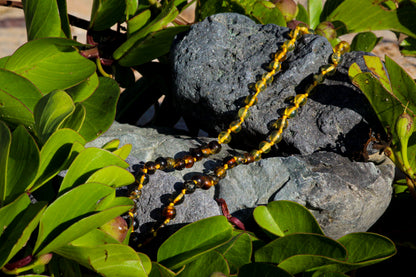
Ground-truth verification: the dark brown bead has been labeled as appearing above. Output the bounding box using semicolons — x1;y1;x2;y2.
201;146;211;157
208;140;222;154
209;174;220;186
184;180;197;194
155;157;167;170
244;154;255;164
190;147;204;161
170;192;185;205
192;174;214;190
144;161;156;174
223;156;237;169
183;155;195;168
174;158;186;170
165;157;176;170
162;205;176;220
214;166;227;179
136;173;149;185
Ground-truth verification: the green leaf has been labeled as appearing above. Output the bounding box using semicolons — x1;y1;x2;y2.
118;26;189;66
85;165;135;188
6;126;39;202
400;36;416;56
69;228;120;247
57;0;71;38
0;69;43;127
34;90;75;144
127;9;152;36
59;147;128;194
0;56;9;68
22;0;62;40
29;128;86;192
90;0;127;31
59;103;86;132
113;144;132;160
126;0;139;19
250;1;286;26
296;4;309;24
66;72;99;103
0;193;31;236
308;0;323;29
149;262;176;277
195;0;223;21
238;263;294;277
0;121;12;203
157;216;233;270
325;0;416;38
253;200;324;237
216;231;252;275
0;202;46;268
177;251;230;277
4;38;96;94
113;1;179;60
101;139;120;151
56;244;148;277
350;32;382;52
255;233;347;265
78;77;119;141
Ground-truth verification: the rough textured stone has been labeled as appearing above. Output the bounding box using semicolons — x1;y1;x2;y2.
87;122;394;239
171;13;382;156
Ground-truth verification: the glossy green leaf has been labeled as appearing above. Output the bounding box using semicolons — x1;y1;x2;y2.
255;233;347;265
138;252;152;275
59;103;86;132
0;121;12;203
0;56;9;68
57;243;148;276
85;165;135;188
250;1;286;26
0;202;46;268
34;90;75;144
90;0;127;31
22;0;62;40
296;4;309;24
127;9;152;36
308;0;323;29
113;1;179;60
400;36;416;56
0;69;43;127
278;255;347;274
177;251;230;277
312;272;349;277
253;200;324;237
5;126;39;202
350;32;382;52
149;262;176;277
238;263;294;277
118;26;189;66
66;73;99;103
0;193;31;236
101;139;120;151
347;62;362;80
78;77;119;141
126;0;139;19
29;128;86;192
57;0;71;38
157;216;233;270
325;0;416;37
59;147;128;194
69;228;120;247
113;144;132;160
4;38;96;94
216;231;252;274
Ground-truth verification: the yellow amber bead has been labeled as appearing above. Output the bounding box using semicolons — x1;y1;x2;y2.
259;141;273;154
229;120;242;133
245;94;258;106
250;150;262;161
283;40;295;51
271;117;288;130
305;83;316;95
269;60;281;71
238;107;250;120
313;73;325;84
275;50;287;62
284;106;298;118
262;72;274;84
255;80;267;92
267;130;283;144
218;131;231;144
334;41;350;54
294;94;308;106
331;52;342;65
320;64;336;76
289;28;299;39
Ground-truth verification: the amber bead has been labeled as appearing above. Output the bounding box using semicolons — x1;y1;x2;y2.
201;146;211;156
305;83;316;95
320;64;336;76
223;156;237;169
289;28;299;39
244;154;255;164
183;155;195;168
214;166;227;179
294;94;308;107
136;172;149;186
275;50;287;62
255;80;267;92
267;130;283;144
174;158;186;170
144;161;156;174
259;141;272;154
162;205;176;220
190;147;203;161
331;52;342;65
170;192;185;205
269;60;281;71
235;154;246;165
192;174;214;190
184;180;197;194
209;174;220;185
238;107;250;120
284;106;298;118
245;94;258;106
250;150;262;161
313;73;325;84
334;41;350;54
208;140;222;154
229;120;242;133
165;157;176;170
155;157;167;170
262;72;274;84
218;131;232;144
271;117;288;130
283;39;295;51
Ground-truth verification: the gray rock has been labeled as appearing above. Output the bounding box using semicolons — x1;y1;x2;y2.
87;122;394;239
171;13;381;155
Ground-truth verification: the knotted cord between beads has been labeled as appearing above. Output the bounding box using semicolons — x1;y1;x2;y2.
128;24;312;222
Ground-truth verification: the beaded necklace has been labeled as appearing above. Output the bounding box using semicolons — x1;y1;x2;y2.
128;24;350;246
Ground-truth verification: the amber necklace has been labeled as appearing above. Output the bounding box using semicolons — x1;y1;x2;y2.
128;24;350;246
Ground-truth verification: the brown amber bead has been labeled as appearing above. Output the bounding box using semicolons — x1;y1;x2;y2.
183;155;195;168
170;192;185;205
165;157;176;170
244;153;255;164
136;173;149;186
144;161;156;174
223;156;237;169
192;174;214;190
190;147;203;161
201;146;211;156
214;166;227;179
184;180;197;194
209;174;220;185
155;157;167;170
162;205;176;220
174;158;186;170
208;140;222;154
